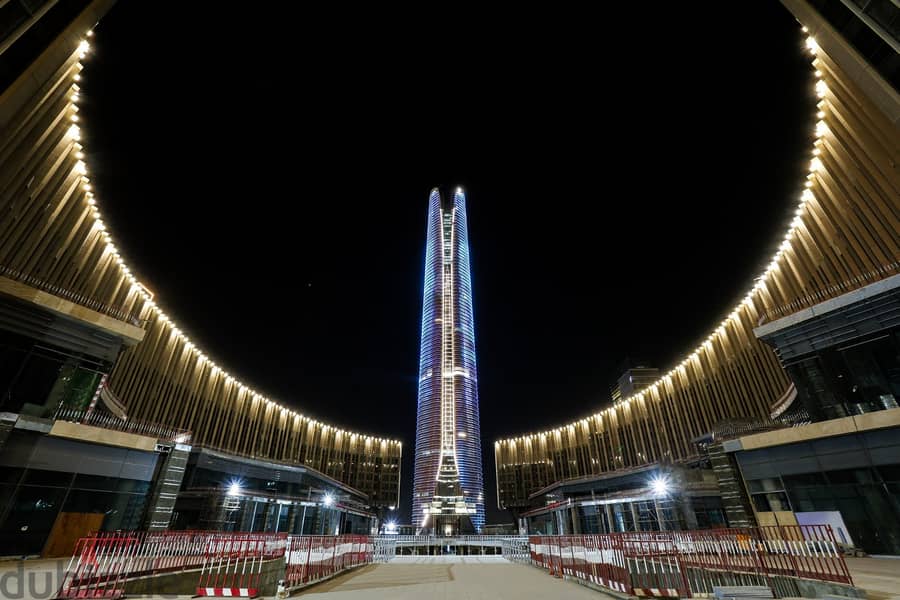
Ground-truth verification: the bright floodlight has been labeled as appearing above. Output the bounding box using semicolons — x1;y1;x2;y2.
227;480;242;496
650;475;670;496
323;493;334;507
386;520;397;532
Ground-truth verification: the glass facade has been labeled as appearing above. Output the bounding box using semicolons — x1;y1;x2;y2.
737;428;900;554
0;466;151;557
0;329;107;418
413;188;485;532
522;466;728;535
173;451;374;535
173;493;370;536
525;496;726;535
786;329;900;420
0;430;158;557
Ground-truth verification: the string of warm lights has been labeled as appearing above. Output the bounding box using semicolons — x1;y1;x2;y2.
498;30;830;447
68;32;399;448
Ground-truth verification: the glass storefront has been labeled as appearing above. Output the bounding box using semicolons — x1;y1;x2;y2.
0;466;151;557
172;451;374;535
530;495;727;535
787;330;900;421
738;428;900;555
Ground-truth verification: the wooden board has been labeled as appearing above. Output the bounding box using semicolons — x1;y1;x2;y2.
43;512;105;558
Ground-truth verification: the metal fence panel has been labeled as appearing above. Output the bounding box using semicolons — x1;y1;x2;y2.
526;525;852;598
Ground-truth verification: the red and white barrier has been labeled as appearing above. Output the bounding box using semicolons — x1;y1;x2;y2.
282;534;372;589
528;524;852;598
56;532;141;599
196;533;287;598
56;531;375;600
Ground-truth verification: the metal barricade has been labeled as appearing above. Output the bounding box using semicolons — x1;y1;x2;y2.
500;537;530;563
56;532;140;599
591;533;631;593
621;533;685;597
56;531;376;600
282;535;374;591
374;535;397;562
196;533;287;598
128;530;217;576
526;525;852;598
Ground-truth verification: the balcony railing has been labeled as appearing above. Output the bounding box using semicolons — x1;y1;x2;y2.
54;406;191;443
760;260;899;324
0;263;145;326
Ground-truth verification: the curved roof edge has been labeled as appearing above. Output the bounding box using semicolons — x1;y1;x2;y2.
71;32;401;448
495;32;852;447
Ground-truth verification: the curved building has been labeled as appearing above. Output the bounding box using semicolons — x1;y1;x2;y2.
414;188;485;534
496;0;899;515
0;0;401;514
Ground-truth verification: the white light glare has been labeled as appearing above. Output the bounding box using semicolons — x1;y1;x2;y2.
227;480;242;496
323;493;334;507
805;37;819;54
650;474;670;496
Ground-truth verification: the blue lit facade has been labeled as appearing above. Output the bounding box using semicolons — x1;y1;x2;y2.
413;188;484;533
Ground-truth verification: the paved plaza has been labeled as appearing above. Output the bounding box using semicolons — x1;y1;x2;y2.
297;556;603;599
844;557;900;600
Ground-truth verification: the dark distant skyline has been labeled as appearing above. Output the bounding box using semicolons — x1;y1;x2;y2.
79;3;814;523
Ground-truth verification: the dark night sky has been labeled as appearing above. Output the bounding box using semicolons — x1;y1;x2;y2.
79;3;814;524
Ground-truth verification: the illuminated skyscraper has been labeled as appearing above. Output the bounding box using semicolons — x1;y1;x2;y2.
413;187;484;534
